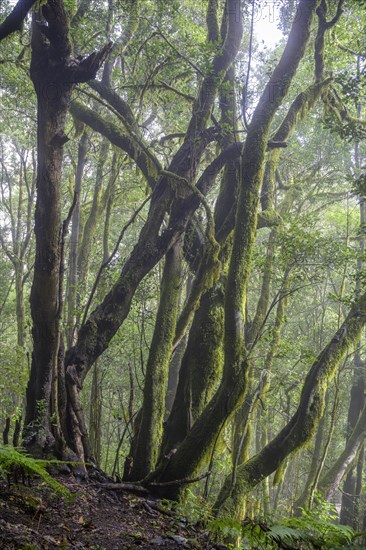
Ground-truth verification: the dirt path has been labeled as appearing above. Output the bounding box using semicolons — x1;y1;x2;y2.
0;476;223;549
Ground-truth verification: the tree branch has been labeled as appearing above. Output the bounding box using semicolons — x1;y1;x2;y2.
0;0;37;41
70;101;161;189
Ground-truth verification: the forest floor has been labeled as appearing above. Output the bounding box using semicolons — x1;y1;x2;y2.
0;473;225;549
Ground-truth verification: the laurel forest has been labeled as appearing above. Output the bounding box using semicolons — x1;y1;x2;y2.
1;0;366;547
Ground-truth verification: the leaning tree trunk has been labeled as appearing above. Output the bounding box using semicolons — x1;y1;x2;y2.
318;404;366;501
214;290;366;516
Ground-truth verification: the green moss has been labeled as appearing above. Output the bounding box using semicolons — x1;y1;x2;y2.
0;446;72;500
273;459;287;487
191;285;225;418
129;243;183;480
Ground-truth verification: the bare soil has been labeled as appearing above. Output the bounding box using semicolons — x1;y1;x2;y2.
0;474;224;549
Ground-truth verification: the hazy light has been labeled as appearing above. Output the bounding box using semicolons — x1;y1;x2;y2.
254;1;284;49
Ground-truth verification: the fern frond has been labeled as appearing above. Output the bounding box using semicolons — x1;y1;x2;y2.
0;446;72;500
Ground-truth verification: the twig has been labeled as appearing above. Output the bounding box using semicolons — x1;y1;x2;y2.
111;411;138;478
157;29;204;77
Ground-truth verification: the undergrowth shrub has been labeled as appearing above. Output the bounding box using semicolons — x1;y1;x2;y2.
209;497;361;549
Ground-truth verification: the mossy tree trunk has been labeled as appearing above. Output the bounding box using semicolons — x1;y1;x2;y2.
24;6;74;454
160;283;225;457
23;0;110;457
126;240;183;481
145;0;319;497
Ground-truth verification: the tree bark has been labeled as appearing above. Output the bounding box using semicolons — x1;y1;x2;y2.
25;8;73;453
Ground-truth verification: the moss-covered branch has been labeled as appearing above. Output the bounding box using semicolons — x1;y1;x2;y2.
69;101;161;189
186;0;243;136
0;0;37;41
88;80;138;130
215;290;366;515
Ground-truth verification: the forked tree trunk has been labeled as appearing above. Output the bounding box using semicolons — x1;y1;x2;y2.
24;12;73;454
147;0;318;498
23;0;110;458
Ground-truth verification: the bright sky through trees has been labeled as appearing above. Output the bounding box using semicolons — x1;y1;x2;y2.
254;1;284;48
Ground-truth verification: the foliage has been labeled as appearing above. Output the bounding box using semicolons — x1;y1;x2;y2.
164;488;213;526
0;446;72;500
209;499;359;549
0;344;28;423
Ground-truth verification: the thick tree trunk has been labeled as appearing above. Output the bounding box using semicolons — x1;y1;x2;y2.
23;0;110;457
24;16;72;451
